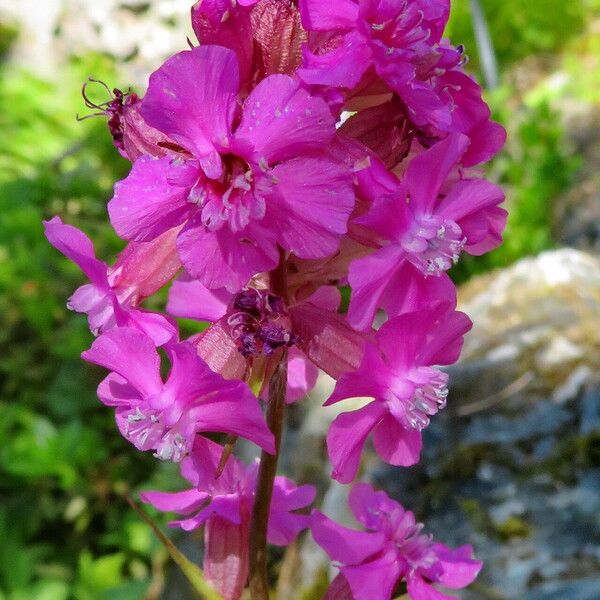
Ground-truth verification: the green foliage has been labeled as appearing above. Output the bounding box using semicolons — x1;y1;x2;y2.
0;56;181;598
447;0;590;75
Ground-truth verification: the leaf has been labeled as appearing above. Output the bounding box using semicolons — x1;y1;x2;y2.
125;496;224;600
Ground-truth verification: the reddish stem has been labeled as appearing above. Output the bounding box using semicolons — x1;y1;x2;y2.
249;250;289;600
248;350;287;600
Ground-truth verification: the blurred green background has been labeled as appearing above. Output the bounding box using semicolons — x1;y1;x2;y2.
1;1;599;599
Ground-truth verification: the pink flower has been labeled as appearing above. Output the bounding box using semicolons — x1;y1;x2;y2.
141;435;315;538
44;217;179;345
298;0;451;105
348;134;506;330
298;1;505;166
325;304;471;483
81;327;275;461
108;45;354;292
142;436;315;600
312;483;482;600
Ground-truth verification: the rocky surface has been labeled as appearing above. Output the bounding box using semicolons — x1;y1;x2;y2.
554;106;600;253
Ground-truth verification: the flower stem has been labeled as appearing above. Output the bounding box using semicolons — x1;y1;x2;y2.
248;349;287;600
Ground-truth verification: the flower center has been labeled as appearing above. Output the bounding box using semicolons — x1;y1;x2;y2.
402;216;466;276
227;288;296;358
395;366;448;431
175;154;267;234
123;406;164;449
397;526;438;573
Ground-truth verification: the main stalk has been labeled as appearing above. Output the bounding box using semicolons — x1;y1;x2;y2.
249;251;289;600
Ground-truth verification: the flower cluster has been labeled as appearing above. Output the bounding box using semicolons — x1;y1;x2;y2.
46;1;505;599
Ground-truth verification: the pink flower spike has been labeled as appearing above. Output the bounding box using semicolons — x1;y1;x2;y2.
313;484;482;600
44;217;177;345
82;328;275;460
326;305;471;482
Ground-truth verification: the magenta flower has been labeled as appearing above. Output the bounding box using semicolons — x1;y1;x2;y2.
44;217;179;345
108;45;354;292
298;1;451;109
325;305;471;483
312;483;482;600
348;134;506;330
141;435;315;538
81;327;275;461
142;436;315;600
298;1;505;166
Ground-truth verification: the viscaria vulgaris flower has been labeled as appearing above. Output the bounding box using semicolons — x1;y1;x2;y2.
108;44;355;292
142;435;315;600
325;304;471;483
312;483;482;600
348;133;506;330
82;327;275;461
44;217;180;345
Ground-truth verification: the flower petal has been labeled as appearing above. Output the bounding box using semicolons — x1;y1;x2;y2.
407;575;456;600
286;349;319;404
418;309;472;366
97;372;141;408
373;414;423;467
140;488;209;513
167;276;231;322
436;179;506;252
140;46;240;172
404;134;469;215
82;327;163;398
124;308;178;346
326;343;390;406
311;511;386;565
185;378;276;454
341;548;402;600
44;217;108;286
266;156;354;259
299;0;359;31
236;75;336;164
430;543;482;589
299;31;371;89
379;263;457;322
347;245;407;331
327;401;386;483
109;156;193;242
177;218;279;292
